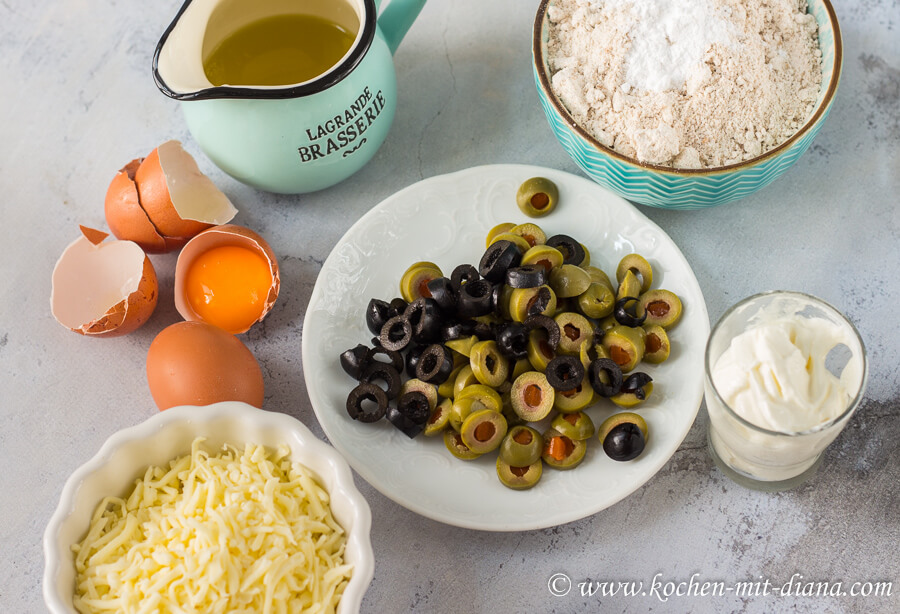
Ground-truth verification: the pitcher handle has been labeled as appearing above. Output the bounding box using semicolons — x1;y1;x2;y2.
377;0;427;55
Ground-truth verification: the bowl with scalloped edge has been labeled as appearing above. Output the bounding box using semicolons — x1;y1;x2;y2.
43;402;373;614
532;0;842;209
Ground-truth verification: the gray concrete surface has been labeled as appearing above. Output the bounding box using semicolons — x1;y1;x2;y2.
1;0;897;612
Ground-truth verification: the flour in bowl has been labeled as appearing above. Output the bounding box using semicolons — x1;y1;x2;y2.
546;0;823;168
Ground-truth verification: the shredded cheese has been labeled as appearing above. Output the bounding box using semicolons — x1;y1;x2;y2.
72;438;353;614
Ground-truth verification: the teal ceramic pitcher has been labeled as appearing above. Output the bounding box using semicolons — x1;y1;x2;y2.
153;0;426;194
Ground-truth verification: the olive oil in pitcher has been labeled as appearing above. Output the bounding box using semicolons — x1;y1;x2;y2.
203;13;357;87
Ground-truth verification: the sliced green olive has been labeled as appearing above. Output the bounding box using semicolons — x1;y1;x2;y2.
583;265;613;290
549;264;591;298
578;338;610;372
611;373;654;407
449;396;482;432
516;176;559;218
601;325;645;373
520;244;564;273
498;425;544;466
616;254;653;294
509;222;547;248
637;289;683;329
456;384;502;413
553;373;595;413
526;329;556;372
400;263;443;303
509;285;557;322
424;398;452;436
470;340;510;388
444;430;481;460
577;282;615;319
554;312;595;355
598;314;618;333
496;457;543;489
551;411;595;441
597;412;648;461
510;357;532;381
489;232;531;254
642;324;670;363
453;364;479;397
541;428;587;470
616;269;643;302
461;409;508;454
438;363;466;398
446;334;479;357
486;222;516;248
500;391;526;428
510;371;555;421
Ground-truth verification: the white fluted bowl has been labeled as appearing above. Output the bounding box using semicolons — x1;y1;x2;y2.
43;402;373;614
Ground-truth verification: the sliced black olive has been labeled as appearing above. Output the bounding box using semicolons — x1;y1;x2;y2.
473;321;495;340
505;265;548;289
491;282;505;316
457;279;495;318
425;277;458;314
360;362;402;399
365;299;394;335
388;297;408;314
546;234;585;266
545;355;585;392
523;314;560;350
387;391;431;438
479;240;522;283
379;315;412;351
405;343;428;378
441;319;477;342
365;345;404;373
346;382;388;423
416;344;454;384
451;264;479;289
532;287;555;317
622;372;653;400
603;423;645;461
614;296;647;327
404;298;443;344
588;358;623;397
495;322;529;360
339;344;369;379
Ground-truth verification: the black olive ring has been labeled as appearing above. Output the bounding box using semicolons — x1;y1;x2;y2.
346;382;389;423
588;358;624;397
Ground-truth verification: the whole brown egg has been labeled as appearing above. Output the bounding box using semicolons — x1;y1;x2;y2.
146;321;264;411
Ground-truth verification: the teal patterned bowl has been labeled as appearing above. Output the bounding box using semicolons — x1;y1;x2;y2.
532;0;842;209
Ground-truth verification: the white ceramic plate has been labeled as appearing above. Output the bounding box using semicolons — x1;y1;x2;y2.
303;165;709;531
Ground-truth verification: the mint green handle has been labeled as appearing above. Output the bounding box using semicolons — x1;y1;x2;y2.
377;0;427;55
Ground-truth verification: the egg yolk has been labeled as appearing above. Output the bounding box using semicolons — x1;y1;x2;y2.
184;245;272;334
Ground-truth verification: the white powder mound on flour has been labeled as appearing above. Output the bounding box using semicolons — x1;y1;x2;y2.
546;0;823;168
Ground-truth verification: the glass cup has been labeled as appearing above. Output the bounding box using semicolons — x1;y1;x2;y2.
704;291;867;491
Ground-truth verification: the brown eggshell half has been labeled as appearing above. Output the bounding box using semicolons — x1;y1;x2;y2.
173;224;280;334
135;140;237;240
51;226;158;337
104;158;168;254
146;321;265;411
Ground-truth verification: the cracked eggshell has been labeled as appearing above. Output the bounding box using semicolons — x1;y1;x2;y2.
173;224;280;334
104;140;238;253
104;158;169;253
51;226;158;337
